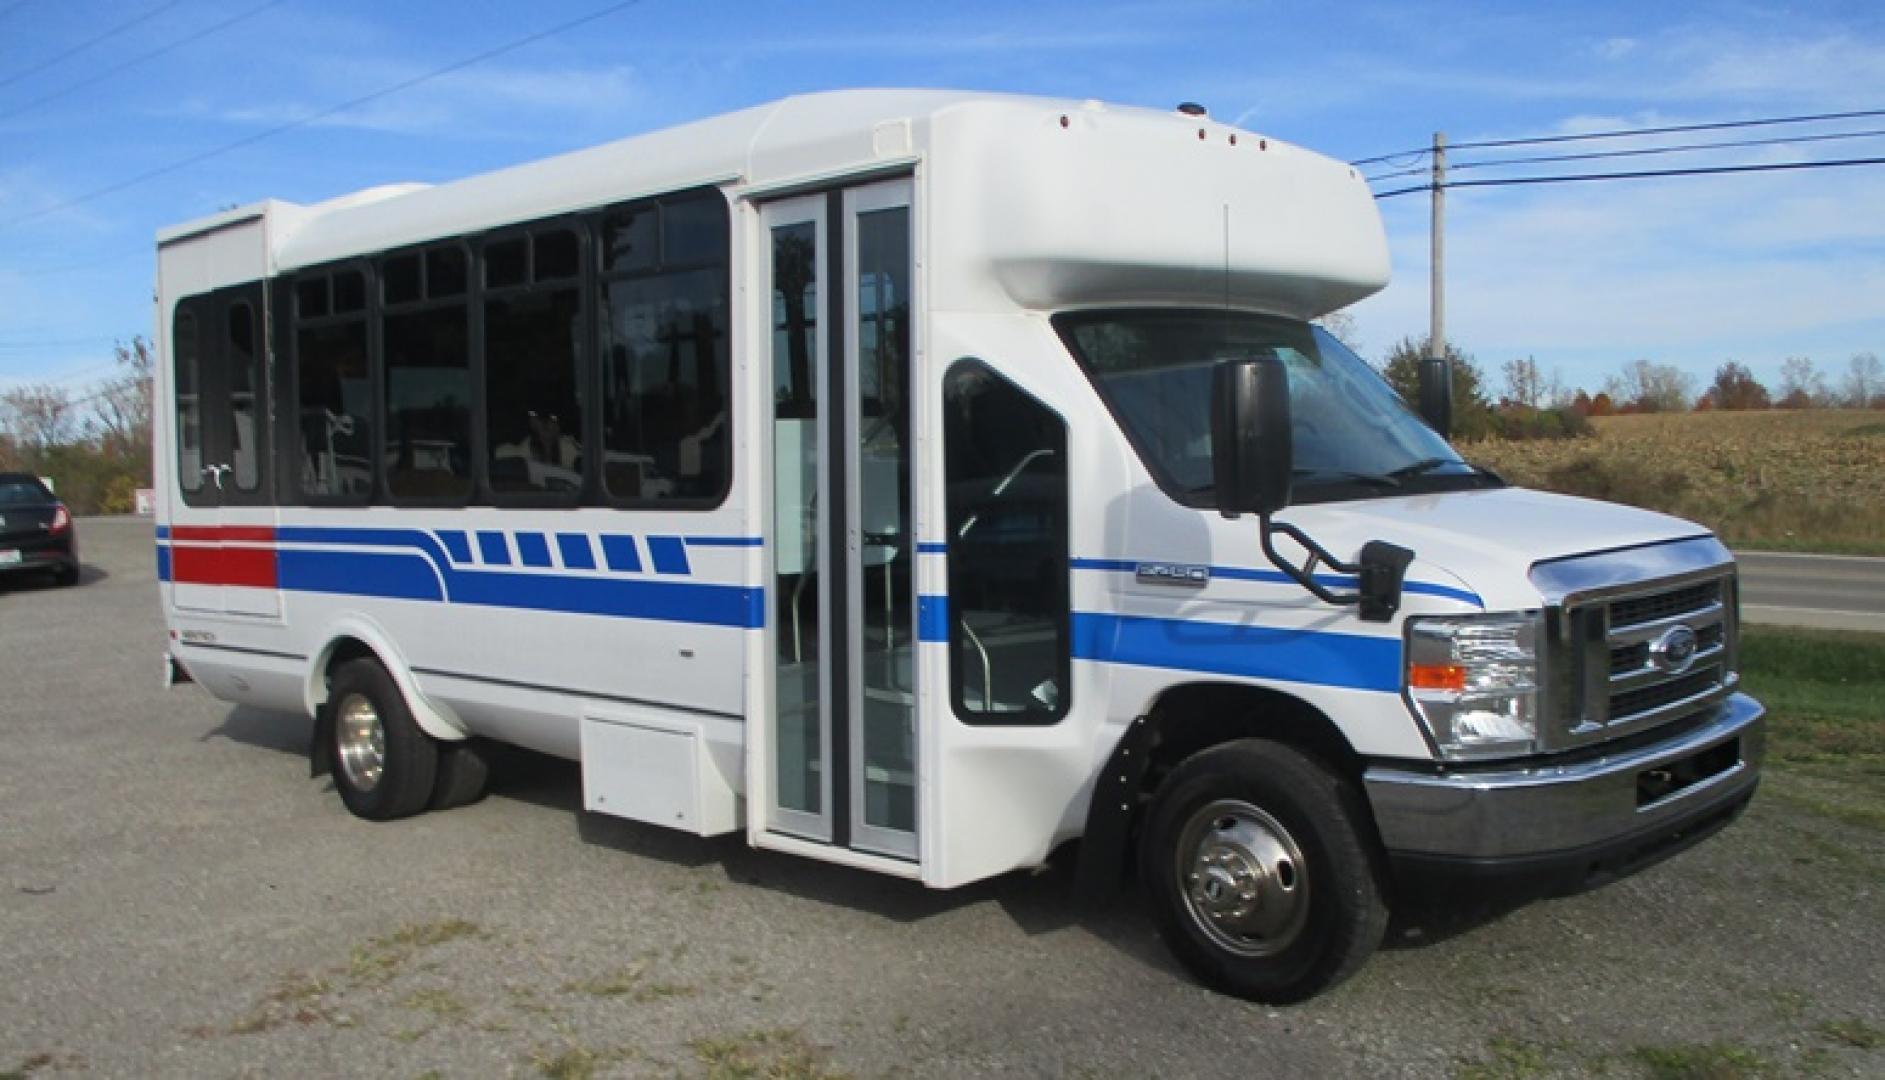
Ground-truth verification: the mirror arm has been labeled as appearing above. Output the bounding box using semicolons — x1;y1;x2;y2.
1258;514;1415;623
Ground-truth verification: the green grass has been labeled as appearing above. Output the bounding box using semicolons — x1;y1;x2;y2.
1815;1017;1885;1049
1630;1041;1774;1079
1734;621;1885;799
690;1029;850;1080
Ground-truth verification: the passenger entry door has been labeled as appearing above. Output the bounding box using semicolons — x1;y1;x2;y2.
168;281;278;617
761;180;919;860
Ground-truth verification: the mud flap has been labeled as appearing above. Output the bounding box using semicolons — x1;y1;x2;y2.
1073;714;1155;911
308;699;334;778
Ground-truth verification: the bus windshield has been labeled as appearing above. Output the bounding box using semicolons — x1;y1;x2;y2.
1055;309;1492;506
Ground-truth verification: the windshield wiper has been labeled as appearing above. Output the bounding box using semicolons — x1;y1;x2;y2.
1386;457;1503;486
1293;468;1400;489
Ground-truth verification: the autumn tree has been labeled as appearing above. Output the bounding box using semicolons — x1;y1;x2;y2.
1845;351;1882;409
1703;362;1771;411
1501;355;1546;408
1777;356;1828;409
1603;359;1694;413
0;382;79;458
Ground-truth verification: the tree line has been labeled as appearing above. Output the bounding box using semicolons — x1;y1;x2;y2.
1371;335;1882;442
0;337;153;514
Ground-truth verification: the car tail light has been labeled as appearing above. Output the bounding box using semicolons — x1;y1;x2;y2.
50;505;70;534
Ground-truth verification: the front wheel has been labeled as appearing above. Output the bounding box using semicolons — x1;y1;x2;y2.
1140;739;1388;1003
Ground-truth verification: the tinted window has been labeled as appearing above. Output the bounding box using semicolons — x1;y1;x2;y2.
295;321;372;500
664;197;725;265
602;206;656;273
383;254;422;305
295;278;327;319
0;477;54;505
332;269;366;313
486;288;583;496
599;269;728;501
534;229;579;282
227;302;261;492
175;307;202;493
427;246;467;297
485;238;527;289
944;363;1070;725
383;306;471;499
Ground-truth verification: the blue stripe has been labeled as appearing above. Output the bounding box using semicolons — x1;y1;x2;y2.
917;542;948;554
279;549;443;601
154;525;171;539
557;533;597;570
447;570;761;627
268;526;754;628
437;530;472;564
918;594;948;641
1072;612;1401;692
476;531;510;566
1069;557;1483;609
156;544;171;581
600;535;642;573
515;532;552;568
647;536;691;575
684;535;764;548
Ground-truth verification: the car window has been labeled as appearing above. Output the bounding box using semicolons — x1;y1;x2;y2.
0;478;52;505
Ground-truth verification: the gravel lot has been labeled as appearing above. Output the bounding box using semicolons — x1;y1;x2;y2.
3;518;1882;1079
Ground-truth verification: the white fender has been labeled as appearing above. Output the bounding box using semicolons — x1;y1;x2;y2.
305;615;468;742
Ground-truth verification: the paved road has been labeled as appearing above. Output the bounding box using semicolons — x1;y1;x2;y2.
1;518;1882;1078
1737;551;1885;633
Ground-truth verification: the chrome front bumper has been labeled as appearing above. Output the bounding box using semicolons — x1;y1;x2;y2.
1365;693;1764;865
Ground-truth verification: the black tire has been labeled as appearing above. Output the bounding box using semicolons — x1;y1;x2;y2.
52;563;79;586
325;658;438;821
429;739;491;811
1140;738;1388;1004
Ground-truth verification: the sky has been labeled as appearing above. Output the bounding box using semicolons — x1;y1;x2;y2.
1;0;1881;403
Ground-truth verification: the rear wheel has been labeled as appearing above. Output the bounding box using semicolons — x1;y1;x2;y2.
429;739;491;811
326;658;438;821
51;563;79;586
1140;738;1388;1003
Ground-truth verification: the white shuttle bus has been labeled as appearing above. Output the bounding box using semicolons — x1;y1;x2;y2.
156;90;1764;1002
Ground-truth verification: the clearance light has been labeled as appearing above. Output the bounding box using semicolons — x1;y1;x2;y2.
1405;613;1541;760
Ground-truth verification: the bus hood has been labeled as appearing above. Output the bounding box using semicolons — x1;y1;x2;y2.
1282;486;1713;612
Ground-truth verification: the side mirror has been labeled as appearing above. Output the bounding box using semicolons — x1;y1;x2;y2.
1418;352;1452;438
1211;357;1292;518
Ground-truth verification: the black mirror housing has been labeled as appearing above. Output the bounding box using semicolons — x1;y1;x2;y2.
1211;357;1292;518
1418;352;1452;438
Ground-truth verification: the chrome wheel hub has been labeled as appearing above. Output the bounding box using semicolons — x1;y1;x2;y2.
1177;799;1309;957
335;693;386;793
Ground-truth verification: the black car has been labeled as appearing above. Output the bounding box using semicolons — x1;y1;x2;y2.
0;473;79;586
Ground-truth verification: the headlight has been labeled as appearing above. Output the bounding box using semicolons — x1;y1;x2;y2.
1405;613;1541;760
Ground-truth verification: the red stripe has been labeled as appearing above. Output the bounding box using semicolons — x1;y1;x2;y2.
170;545;279;588
170;524;276;543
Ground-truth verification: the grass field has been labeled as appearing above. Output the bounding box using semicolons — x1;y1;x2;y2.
1741;625;1885;837
1465;410;1885;555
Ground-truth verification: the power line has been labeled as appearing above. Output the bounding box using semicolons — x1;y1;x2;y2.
0;0;288;123
1364;126;1885;183
0;0;185;91
1372;156;1885;199
1351;106;1885;166
0;0;648;233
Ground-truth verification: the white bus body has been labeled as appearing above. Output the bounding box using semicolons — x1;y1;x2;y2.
156;90;1763;1002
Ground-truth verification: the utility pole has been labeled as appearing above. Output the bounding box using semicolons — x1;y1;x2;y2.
1417;131;1453;436
1429;131;1446;361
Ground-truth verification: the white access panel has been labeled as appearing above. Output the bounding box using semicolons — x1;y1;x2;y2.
579;709;741;837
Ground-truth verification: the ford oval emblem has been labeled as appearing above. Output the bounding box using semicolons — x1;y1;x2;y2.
1649;624;1700;674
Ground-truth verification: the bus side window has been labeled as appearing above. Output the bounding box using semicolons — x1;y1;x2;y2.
943;361;1071;725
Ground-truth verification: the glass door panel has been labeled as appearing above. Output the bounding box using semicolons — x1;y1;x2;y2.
765;198;830;842
846;184;916;858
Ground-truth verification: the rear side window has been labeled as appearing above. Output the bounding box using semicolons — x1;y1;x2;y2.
0;477;53;504
175;307;203;494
